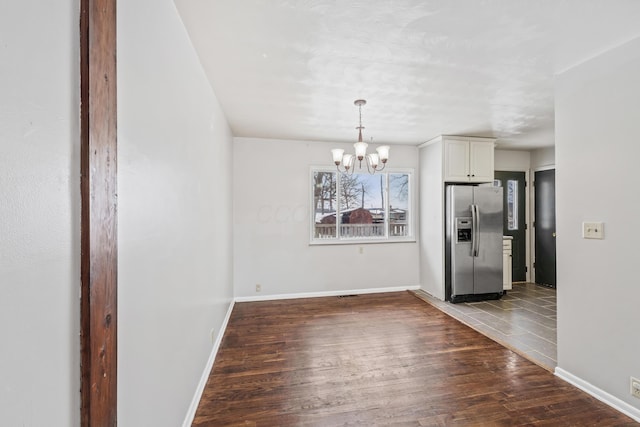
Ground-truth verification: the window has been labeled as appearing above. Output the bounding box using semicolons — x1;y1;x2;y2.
507;179;518;230
311;168;413;243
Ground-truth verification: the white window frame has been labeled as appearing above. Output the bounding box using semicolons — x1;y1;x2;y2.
309;167;416;245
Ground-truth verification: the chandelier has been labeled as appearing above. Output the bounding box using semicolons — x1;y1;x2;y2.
331;99;390;174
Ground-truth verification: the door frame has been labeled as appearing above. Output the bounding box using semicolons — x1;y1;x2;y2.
531;165;555;285
495;168;531;283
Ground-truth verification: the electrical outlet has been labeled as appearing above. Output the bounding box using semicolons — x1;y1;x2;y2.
256;284;261;292
359;246;364;255
582;221;604;239
631;377;640;399
210;328;216;344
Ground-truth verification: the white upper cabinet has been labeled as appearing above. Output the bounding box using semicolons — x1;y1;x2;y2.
441;136;495;183
443;138;470;181
468;140;494;182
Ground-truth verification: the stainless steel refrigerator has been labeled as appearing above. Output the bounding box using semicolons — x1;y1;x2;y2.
445;185;503;303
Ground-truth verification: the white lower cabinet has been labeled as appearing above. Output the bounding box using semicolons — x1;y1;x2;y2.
503;237;513;291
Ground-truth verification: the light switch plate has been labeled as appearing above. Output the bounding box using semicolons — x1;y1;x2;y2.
582;222;604;239
631;376;640;399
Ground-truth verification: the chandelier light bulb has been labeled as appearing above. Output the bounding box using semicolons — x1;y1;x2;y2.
331;148;345;165
368;153;380;168
354;141;368;160
376;145;390;163
342;154;354;170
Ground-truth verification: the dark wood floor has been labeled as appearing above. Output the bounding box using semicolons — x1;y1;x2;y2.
193;292;636;426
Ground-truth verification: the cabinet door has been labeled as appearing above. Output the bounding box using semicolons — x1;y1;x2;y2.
443;139;470;182
469;141;494;182
503;240;513;290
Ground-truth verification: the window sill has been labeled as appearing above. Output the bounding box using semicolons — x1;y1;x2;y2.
309;238;417;246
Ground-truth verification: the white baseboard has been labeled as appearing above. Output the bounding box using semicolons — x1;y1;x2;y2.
555;367;640;423
182;299;235;427
234;285;420;302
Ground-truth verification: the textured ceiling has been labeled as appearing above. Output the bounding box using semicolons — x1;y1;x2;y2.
173;0;640;149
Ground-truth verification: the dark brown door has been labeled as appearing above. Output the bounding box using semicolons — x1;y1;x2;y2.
534;169;556;288
494;171;527;281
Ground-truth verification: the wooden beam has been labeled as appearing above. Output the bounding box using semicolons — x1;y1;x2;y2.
80;0;118;425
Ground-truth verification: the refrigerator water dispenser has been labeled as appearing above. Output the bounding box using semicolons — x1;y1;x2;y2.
456;217;472;243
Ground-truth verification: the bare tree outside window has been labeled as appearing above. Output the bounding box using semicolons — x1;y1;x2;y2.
389;173;409;237
314;171;335;214
313;171;337;238
339;173;363;210
390;174;408;202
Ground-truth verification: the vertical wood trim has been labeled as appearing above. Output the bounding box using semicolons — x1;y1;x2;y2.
80;0;118;425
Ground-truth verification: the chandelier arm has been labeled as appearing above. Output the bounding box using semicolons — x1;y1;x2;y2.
364;155;373;174
337;155;356;175
337;165;354;176
366;154;381;175
365;153;388;174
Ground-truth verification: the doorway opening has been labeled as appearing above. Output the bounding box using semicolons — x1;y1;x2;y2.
494;171;527;282
534;169;557;288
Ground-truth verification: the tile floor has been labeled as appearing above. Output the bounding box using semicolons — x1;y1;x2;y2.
413;283;557;371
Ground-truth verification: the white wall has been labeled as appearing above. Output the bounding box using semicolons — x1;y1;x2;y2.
418;142;445;299
555;36;640;412
233;138;419;297
118;1;234;426
0;2;80;425
494;149;531;171
531;147;555;169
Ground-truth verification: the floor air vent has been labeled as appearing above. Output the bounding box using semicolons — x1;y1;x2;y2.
338;294;359;298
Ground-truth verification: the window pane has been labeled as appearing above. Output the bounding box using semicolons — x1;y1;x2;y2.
389;173;409;237
507;179;518;230
313;171;337;239
339;173;385;239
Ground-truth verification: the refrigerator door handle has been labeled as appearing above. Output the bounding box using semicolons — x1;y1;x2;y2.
476;204;481;257
472;204;480;257
470;204;475;256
